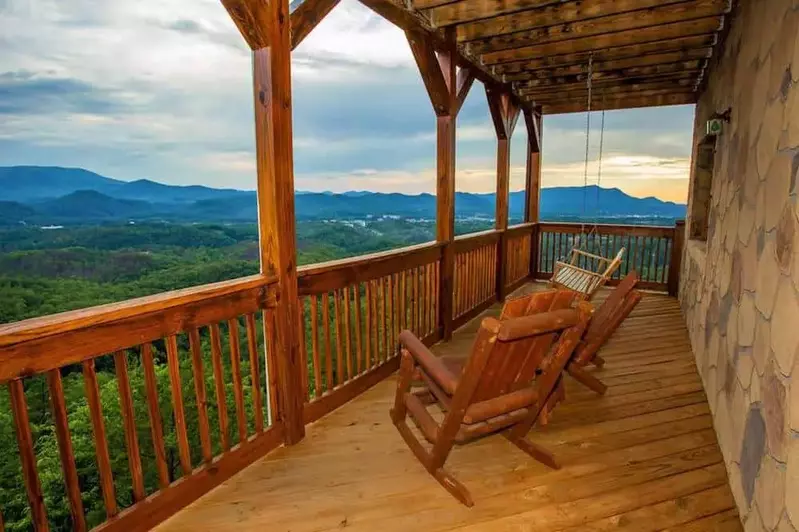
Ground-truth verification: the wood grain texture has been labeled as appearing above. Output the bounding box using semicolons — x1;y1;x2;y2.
141;343;170;488
461;0;729;46
0;276;277;383
8;379;49;531
482;17;723;64
209;325;231;452
114;351;146;501
82;360;118;518
46;370;87;531
251;0;306;445
227;319;248;443
188;330;213;462
245;314;265;432
290;0;340;49
157;286;740;532
166;335;192;476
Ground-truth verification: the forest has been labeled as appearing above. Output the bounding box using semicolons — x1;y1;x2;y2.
0;216;676;530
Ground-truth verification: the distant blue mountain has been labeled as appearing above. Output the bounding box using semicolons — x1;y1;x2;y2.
0;166;686;225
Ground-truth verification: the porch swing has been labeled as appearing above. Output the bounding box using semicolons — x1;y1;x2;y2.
550;54;625;300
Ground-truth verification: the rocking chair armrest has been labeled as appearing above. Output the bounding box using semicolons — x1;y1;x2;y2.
399;330;459;395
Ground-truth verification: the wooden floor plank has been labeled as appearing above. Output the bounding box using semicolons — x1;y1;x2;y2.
156;285;741;532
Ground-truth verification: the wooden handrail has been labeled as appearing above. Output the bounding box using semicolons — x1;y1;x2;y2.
297;241;444;295
504;222;536;238
0;275;278;382
453;229;501;253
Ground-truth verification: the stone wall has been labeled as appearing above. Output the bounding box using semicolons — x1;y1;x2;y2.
679;0;799;530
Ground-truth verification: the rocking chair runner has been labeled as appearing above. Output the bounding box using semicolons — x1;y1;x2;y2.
391;299;592;506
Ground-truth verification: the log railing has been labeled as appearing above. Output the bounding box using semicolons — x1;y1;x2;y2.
535;222;682;292
0;276;282;532
453;230;499;326
297;242;443;424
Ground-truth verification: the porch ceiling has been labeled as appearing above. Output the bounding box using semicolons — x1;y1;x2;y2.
366;0;733;114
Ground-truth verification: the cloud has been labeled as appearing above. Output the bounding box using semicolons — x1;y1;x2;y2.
0;0;696;202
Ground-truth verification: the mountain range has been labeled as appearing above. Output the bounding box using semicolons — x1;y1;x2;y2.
0;166;686;225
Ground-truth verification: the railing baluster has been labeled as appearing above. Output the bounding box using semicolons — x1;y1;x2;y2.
399;270;407;332
46;369;86;531
364;283;373;369
209;324;230;451
322;292;333;389
166;335;192;474
375;280;384;363
226;320;248;442
8;379;50;531
354;283;364;374
114;350;146;501
310;296;322;396
141;343;171;486
383;276;390;359
343;287;353;380
188;330;213;462
245;314;265;432
298;300;309;401
397;272;404;347
264;308;279;421
82;359;118;517
334;289;345;385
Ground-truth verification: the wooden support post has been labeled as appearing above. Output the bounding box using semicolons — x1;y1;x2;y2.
524;108;542;279
223;0;305;444
486;87;520;302
408;28;473;341
668;219;686;297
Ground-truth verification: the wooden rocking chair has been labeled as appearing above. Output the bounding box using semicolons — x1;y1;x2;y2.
503;273;642;396
391;299;592;506
567;271;642;395
551;247;625;300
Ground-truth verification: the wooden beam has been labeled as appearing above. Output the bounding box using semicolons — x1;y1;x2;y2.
434;28;458;340
453;68;475;115
493;34;716;75
486;86;519;301
221;0;270;49
523;108;542;223
457;0;729;42
407;30;451;115
503;48;713;81
515;63;701;90
524;108;542;278
290;0;340;50
222;0;306;444
357;0;525;102
540;92;697;114
523;82;697;103
480;17;723;64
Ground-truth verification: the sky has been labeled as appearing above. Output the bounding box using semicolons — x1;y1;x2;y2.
0;0;696;203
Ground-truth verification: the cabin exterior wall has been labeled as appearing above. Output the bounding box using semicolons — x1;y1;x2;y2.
679;1;799;530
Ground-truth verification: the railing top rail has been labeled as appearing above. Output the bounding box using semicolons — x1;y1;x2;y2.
0;274;278;382
538;221;675;238
453;228;500;242
505;222;536;236
297;241;444;295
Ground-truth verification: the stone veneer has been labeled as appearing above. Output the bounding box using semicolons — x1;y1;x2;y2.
679;0;799;530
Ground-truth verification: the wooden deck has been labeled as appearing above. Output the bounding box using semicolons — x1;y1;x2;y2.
157;284;742;532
